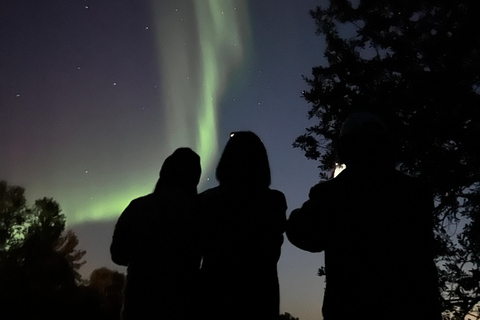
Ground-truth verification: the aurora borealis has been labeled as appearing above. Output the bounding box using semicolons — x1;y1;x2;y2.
2;1;328;319
152;0;250;181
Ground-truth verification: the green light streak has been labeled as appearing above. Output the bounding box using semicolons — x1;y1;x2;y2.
152;0;250;182
65;179;155;226
67;1;251;226
195;0;248;181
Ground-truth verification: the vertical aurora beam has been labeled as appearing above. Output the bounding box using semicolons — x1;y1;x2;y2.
194;1;249;179
152;0;250;181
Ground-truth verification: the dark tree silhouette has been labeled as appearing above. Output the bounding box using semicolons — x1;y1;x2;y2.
0;180;29;252
0;181;87;319
88;267;125;320
294;1;480;318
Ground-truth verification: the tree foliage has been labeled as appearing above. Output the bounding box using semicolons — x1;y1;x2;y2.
0;181;88;319
0;180;29;251
295;1;480;318
0;181;86;279
88;267;125;320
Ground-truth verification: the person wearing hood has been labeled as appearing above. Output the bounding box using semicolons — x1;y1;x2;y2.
111;148;202;320
287;112;441;320
199;131;287;320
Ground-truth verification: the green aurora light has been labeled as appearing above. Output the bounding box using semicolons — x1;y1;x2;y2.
62;1;250;226
153;0;250;177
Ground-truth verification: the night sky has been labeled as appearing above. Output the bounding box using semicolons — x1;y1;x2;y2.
1;1;330;319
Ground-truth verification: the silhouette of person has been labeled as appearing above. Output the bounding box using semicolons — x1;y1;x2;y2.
199;131;287;320
286;112;442;320
110;148;202;320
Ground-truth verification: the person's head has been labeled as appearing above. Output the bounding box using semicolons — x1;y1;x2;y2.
155;147;201;194
336;111;395;168
216;131;271;189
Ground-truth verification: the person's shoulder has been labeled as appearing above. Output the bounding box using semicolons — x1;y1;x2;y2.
388;171;433;206
393;170;430;190
308;178;338;199
199;186;222;201
265;188;287;204
267;188;285;198
128;193;157;207
200;186;221;195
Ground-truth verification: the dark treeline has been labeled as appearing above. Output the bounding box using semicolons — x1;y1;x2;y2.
0;181;122;320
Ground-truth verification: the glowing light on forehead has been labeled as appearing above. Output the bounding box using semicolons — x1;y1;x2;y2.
152;0;249;184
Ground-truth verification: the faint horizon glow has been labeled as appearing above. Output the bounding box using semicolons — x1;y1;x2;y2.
152;0;250;188
65;178;157;226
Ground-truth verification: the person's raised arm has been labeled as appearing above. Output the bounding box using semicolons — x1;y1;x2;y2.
286;192;326;253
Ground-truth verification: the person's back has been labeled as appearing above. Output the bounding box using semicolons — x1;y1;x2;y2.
200;186;286;319
289;167;439;319
286;112;441;320
199;132;287;320
110;148;201;320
